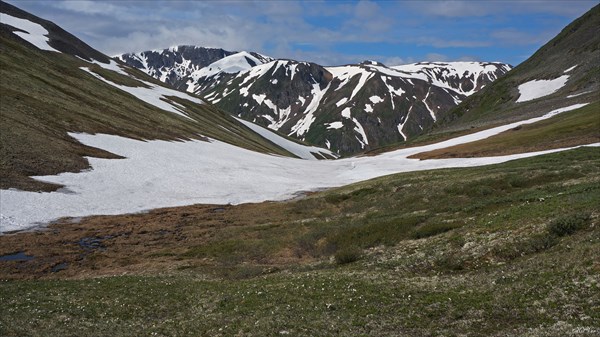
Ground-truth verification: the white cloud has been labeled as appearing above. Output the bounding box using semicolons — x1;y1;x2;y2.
354;0;380;19
53;0;121;16
382;56;410;66
490;28;554;46
425;53;449;62
410;0;597;17
416;1;489;17
456;55;480;62
5;0;597;67
414;37;490;48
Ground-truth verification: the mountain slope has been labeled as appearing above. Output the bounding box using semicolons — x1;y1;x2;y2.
117;47;274;94
435;3;599;132
202;60;510;155
119;45;511;155
0;1;323;192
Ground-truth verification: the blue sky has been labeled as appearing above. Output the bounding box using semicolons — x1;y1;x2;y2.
5;0;597;66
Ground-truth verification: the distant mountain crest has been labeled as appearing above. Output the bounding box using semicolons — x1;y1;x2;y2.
203;59;511;154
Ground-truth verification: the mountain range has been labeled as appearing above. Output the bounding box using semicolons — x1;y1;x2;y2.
117;48;511;154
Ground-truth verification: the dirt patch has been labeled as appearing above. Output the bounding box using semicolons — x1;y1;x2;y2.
0;201;316;280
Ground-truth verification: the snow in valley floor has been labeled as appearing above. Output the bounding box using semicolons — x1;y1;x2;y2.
0;103;594;233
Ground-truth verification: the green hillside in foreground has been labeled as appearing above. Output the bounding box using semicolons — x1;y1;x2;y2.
1;147;599;336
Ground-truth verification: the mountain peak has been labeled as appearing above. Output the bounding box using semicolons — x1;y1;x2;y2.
359;60;386;67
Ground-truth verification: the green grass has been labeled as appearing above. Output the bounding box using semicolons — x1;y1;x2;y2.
413;102;600;159
1;147;599;336
547;212;591;237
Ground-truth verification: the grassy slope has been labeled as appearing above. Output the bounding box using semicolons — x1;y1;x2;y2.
358;5;599;158
1;147;599;336
0;29;294;192
434;4;599;131
410;102;600;159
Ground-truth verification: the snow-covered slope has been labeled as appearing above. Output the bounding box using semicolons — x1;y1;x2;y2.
1;1;335;197
201;60;511;155
1;103;593;233
116;47;273;93
1;12;60;52
1;1;110;62
391;61;512;96
516;75;570;102
236;118;338;160
117;45;511;155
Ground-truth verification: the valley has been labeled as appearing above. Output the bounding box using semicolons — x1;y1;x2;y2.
1;1;599;336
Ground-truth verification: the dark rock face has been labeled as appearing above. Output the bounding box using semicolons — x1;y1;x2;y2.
117;46;235;88
117;46;511;155
203;61;511;155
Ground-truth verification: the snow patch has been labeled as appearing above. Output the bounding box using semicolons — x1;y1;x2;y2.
326;66;373;100
369;96;384;104
326;121;344;130
1;13;60;52
563;65;578;73
516;75;569;103
336;98;348;107
392;61;510;96
352;118;369;149
423;88;436;122
567;90;593;98
341;107;352;119
237;118;336;160
397;124;407;141
80;67;203;120
189;51;265;81
252;94;267;105
290;83;331;137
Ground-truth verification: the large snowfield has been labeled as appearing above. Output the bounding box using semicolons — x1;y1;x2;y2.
0;103;593;233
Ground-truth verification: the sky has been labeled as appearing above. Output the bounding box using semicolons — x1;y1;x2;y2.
5;0;597;66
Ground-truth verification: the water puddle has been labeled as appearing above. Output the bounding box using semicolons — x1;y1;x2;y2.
0;251;34;261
